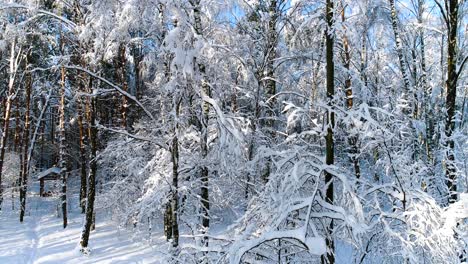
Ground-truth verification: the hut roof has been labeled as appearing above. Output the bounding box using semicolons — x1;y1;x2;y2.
35;167;63;180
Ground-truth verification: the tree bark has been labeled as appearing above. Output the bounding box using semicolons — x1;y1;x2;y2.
170;99;180;248
341;4;360;179
77;97;87;214
192;0;210;247
58;3;68;228
59;65;68;228
444;0;459;204
261;0;278;183
0;40;20;210
80;78;97;250
20;71;32;222
118;44;129;130
388;0;412;110
323;0;335;263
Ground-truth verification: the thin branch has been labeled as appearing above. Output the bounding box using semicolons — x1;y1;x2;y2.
456;56;468;83
96;124;168;150
64;65;155;120
433;0;450;29
0;4;77;29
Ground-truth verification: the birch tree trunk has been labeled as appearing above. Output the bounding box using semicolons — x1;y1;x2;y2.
388;0;412;111
58;65;68;228
0;40;20;210
58;2;68;228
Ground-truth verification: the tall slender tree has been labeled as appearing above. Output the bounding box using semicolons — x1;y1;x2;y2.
323;0;335;263
388;0;412;112
0;39;21;210
80;78;97;251
341;3;361;179
19;65;32;222
191;0;211;247
437;0;462;203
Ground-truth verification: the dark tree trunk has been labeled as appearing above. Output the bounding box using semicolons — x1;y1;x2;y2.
14;99;21;153
261;0;278;183
341;5;361;179
170;100;180;247
20;72;32;222
118;44;129;130
78;97;87;214
444;0;459;204
322;0;335;263
192;0;210;247
80;78;97;250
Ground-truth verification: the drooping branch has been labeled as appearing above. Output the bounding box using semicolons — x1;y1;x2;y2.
0;4;77;29
64;65;155;120
96;124;168;150
228;226;326;264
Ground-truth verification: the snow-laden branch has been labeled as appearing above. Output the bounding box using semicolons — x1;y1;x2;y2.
64;65;155;120
228;226;326;264
201;94;243;143
266;91;309;105
96;124;168;150
0;4;77;29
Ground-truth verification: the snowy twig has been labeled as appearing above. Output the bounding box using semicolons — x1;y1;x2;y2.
96;124;168;149
64;65;155;120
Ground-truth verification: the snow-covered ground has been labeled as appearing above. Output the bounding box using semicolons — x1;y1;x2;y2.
0;182;162;264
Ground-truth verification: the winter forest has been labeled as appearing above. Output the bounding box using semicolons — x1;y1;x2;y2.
0;0;467;263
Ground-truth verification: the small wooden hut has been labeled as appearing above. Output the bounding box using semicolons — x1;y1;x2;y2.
35;167;62;196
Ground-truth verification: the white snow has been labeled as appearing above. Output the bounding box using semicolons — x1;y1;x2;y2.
0;183;162;264
305;236;327;255
34;167;62;180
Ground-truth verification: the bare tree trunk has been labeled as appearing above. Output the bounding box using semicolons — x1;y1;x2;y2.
388;0;411;111
156;4;179;246
14;100;21;153
322;0;335;263
170;99;180;248
58;3;68;227
388;0;411;91
13;98;21;208
80;78;97;250
0;40;20;209
261;0;278;183
133;42;143;100
20;71;32;222
444;0;459;204
341;4;361;179
199;63;210;248
59;65;68;228
360;33;368;91
77;97;87;214
418;0;434;162
192;0;210;247
118;44;129;130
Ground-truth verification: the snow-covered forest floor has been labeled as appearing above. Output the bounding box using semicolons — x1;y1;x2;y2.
0;181;161;264
0;0;467;263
